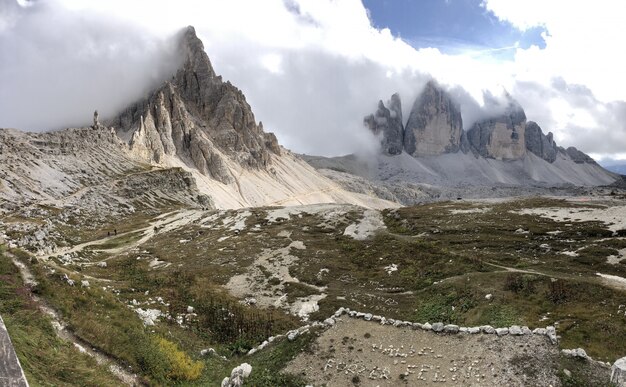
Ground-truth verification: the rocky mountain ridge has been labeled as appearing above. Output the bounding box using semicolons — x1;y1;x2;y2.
366;81;601;166
111;27;280;185
0;26;393;211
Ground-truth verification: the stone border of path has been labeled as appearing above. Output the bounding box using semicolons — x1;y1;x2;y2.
244;306;558;357
217;307;626;386
0;315;29;387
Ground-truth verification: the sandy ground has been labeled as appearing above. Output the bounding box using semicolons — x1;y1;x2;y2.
516;201;626;232
286;318;560;386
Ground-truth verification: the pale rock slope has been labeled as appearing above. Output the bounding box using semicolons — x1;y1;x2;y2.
0;27;395;211
110;26;393;209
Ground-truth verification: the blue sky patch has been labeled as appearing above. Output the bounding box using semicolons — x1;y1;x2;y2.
363;0;546;59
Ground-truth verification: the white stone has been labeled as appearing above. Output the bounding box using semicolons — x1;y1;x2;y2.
431;322;444;332
561;348;589;360
611;357;626;385
485;293;493;300
509;325;523;335
495;328;509;336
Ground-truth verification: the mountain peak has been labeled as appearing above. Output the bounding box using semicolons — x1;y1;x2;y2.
179;25;216;81
112;26;281;184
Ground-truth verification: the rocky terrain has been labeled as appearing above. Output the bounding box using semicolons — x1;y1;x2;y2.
1;24;626;387
330;80;620;206
2;192;626;385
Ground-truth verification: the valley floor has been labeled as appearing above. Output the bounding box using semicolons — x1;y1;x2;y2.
1;190;626;386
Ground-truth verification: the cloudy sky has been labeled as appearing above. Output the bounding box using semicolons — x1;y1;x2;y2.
1;0;625;163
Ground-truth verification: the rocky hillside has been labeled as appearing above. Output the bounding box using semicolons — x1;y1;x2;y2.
319;80;618;203
366;81;606;166
0;27;393;211
111;27;280;185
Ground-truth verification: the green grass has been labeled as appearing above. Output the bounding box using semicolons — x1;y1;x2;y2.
0;247;120;386
4;195;626;384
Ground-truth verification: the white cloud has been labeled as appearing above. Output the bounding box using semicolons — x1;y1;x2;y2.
1;0;625;158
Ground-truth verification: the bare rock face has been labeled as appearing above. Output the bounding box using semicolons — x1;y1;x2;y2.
466;97;527;160
112;26;280;184
525;121;557;163
364;94;404;155
403;81;463;157
560;146;597;164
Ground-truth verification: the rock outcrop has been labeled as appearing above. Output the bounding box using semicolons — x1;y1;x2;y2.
403;81;463;157
525;121;557;163
362;83;605;172
612;356;626;386
364;94;404;155
112;26;280;184
466;97;527;160
561;146;597;164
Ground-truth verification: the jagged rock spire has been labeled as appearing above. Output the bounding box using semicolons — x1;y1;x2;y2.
403;80;463;157
112;26;281;184
364;93;404;155
466;94;527;160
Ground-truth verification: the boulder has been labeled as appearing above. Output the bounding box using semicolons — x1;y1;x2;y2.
509;325;523;335
495;328;509;336
546;326;558;344
561;348;589;360
611;357;626;386
443;324;460;334
431;322;444;332
221;363;252;387
480;325;495;334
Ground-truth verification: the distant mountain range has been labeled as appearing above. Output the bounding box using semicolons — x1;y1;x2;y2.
0;26;619;212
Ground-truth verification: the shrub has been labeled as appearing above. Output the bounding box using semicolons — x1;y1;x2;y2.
548;279;570;304
504;273;539;294
157;338;203;381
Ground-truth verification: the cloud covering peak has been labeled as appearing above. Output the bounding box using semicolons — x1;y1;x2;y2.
0;0;624;159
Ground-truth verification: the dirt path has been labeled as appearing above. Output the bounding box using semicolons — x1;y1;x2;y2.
37;209;203;260
485;262;626;293
7;252;141;386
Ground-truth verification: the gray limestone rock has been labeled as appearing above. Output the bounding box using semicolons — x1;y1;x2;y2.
509;325;523;335
466;96;527;160
113;26;280;184
560;146;597;164
525;121;557;163
495;327;509;336
364;93;404;155
404;81;463;157
611;357;626;386
443;324;460;334
561;348;589;360
431;322;444;332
